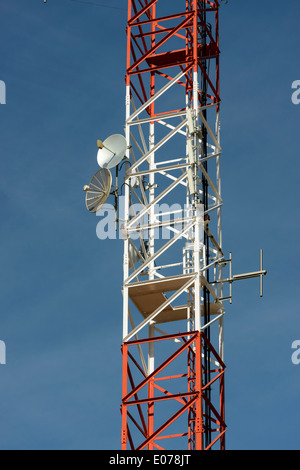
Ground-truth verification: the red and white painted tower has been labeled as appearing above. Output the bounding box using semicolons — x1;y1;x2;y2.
121;0;226;451
81;0;266;451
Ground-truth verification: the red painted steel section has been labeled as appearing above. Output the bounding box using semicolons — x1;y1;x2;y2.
121;332;226;450
126;0;220;113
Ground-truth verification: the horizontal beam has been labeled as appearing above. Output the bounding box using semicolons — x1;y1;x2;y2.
124;330;197;346
233;270;267;281
126;391;197;406
127;110;187;126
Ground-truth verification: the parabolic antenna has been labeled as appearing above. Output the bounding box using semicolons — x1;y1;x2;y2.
97;134;127;169
83;168;112;213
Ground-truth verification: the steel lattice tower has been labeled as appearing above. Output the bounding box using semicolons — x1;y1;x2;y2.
121;0;225;451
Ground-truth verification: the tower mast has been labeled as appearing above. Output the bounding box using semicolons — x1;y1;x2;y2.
121;0;225;450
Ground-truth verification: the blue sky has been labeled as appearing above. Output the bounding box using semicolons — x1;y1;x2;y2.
0;0;299;450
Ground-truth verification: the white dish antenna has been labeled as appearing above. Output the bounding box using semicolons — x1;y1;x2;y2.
83;168;112;213
97;134;127;169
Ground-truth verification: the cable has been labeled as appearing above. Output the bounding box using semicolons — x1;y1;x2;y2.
70;0;127;10
44;0;127;11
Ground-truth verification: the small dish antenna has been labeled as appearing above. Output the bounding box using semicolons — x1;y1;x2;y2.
83;168;112;213
97;134;127;169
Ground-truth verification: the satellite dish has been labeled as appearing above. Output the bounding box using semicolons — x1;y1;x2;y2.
97;134;127;169
83;168;112;213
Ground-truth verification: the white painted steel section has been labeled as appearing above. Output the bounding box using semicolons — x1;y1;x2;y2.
123;44;225;367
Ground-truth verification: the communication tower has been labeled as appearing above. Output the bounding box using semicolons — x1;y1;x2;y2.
84;0;267;451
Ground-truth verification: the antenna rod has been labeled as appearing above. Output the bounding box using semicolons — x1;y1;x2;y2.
260;249;264;297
